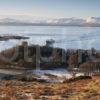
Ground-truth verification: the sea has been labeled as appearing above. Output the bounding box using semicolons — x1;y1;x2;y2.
0;26;100;51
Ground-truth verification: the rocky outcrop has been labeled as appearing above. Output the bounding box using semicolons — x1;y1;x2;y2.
0;42;66;69
0;42;100;72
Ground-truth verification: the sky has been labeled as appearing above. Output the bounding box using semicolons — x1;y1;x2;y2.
0;0;100;19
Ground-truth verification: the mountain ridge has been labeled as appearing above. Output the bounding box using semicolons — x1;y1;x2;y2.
0;17;100;26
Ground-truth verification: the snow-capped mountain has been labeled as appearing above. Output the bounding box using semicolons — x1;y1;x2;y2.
0;17;100;26
86;17;100;24
46;18;85;25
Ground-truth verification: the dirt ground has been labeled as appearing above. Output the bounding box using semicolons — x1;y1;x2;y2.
0;76;99;100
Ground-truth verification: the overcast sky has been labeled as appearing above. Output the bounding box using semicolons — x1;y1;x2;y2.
0;0;100;18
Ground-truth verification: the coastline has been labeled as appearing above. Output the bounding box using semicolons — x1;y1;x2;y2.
0;41;100;81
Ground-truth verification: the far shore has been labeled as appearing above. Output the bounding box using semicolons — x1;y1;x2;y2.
0;35;29;41
0;23;100;27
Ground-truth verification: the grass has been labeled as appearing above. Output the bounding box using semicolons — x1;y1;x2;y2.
0;76;100;100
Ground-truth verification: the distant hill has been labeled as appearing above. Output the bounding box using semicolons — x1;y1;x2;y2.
0;17;100;27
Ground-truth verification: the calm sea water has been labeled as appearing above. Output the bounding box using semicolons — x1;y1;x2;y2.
0;26;100;51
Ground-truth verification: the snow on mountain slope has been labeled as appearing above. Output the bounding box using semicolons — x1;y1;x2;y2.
0;17;100;26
